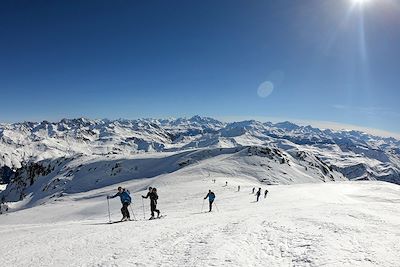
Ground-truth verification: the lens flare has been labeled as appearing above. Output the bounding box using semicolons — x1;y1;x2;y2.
257;81;274;98
352;0;371;5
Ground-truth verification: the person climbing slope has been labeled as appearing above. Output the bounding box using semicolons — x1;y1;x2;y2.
256;188;261;202
142;187;160;219
107;186;132;221
204;190;216;212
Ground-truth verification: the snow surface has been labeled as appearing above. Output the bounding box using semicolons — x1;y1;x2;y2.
0;184;6;191
1;168;399;266
0;147;345;206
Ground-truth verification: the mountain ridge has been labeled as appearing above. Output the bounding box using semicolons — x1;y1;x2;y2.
1;116;399;186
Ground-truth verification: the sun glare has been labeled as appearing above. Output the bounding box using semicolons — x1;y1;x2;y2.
352;0;371;5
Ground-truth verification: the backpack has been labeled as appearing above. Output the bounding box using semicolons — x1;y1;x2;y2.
209;192;215;201
121;190;132;204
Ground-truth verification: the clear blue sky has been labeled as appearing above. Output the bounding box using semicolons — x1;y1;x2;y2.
1;0;399;134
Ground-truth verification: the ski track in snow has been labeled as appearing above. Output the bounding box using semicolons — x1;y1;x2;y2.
1;179;399;267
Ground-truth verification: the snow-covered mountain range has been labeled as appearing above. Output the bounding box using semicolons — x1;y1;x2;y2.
1;116;399;185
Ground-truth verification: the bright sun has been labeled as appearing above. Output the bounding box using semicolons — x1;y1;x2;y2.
352;0;371;5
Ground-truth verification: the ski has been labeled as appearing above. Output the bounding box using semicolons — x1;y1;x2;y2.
108;219;137;224
149;215;166;220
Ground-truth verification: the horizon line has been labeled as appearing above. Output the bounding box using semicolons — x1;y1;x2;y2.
1;114;400;140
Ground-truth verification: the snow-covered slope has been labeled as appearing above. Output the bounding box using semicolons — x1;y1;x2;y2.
0;172;399;266
0;145;346;207
1;116;399;185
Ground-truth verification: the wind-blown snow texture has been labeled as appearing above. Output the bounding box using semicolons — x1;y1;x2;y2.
0;116;399;266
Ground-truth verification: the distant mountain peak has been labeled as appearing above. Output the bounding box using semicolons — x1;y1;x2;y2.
274;121;300;131
0;116;399;185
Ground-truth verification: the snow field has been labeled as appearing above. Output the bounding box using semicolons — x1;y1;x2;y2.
0;176;399;267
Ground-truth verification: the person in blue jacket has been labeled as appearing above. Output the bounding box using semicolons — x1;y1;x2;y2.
108;187;132;221
204;190;215;212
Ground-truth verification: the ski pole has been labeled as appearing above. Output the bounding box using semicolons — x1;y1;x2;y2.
129;204;137;221
107;197;111;223
142;197;145;219
214;201;220;212
201;199;205;213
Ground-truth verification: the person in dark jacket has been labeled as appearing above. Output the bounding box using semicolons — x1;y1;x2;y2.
252;187;255;194
256;188;261;202
107;186;132;221
142;187;160;219
264;189;269;198
204;190;216;212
